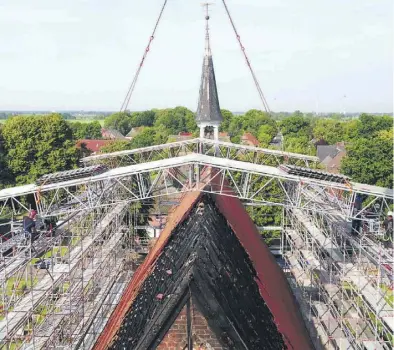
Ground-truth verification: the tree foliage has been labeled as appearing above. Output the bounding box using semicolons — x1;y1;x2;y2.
219;109;233;132
69;121;102;140
358;114;393;138
0;126;13;189
284;136;315;155
130;110;156;128
100;140;131;153
312;119;344;144
2;114;79;184
104;112;132;136
341;136;393;188
257;124;277;147
154;106;197;134
280;112;312;138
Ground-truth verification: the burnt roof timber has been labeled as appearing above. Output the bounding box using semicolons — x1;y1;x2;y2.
104;195;293;349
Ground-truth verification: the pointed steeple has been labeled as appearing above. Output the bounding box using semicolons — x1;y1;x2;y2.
196;6;222;138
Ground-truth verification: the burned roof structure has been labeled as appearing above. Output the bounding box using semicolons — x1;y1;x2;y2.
94;178;313;350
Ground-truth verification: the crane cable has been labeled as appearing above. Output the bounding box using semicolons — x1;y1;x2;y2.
120;0;168;112
221;0;271;114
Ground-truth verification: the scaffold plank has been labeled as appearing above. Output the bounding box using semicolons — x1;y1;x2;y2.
0;203;127;340
290;209;394;336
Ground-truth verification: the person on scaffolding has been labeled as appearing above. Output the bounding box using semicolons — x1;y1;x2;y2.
382;211;393;249
23;209;37;240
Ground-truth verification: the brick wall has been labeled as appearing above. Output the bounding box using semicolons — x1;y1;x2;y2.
157;300;225;350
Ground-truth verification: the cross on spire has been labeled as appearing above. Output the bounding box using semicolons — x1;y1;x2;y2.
203;3;213;56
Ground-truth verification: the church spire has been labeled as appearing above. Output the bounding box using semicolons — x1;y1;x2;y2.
196;4;222;140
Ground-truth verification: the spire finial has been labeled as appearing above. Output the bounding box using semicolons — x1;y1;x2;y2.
202;3;213;56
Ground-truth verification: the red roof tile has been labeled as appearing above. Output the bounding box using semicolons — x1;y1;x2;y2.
242;132;260;146
76;139;111;153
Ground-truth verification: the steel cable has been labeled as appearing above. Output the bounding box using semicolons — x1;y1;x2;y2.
120;0;168;112
221;0;271;113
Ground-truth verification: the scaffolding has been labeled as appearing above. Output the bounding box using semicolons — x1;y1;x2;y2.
0;202;132;349
283;190;394;350
0;148;392;349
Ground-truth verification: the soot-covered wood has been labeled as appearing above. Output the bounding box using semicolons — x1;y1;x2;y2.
110;195;286;350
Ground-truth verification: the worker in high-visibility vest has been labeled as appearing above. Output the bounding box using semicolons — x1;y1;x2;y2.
382;211;393;248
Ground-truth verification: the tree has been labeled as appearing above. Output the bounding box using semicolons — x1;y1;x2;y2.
130;127;157;148
130;110;156;127
341;136;393;188
0;126;13;189
154;107;196;134
358;114;393;138
284;136;315;155
101;140;131;153
377;128;393;141
70;121;102;140
257;124;277;147
342;119;361;141
228;116;243;139
280;113;312;138
312;119;344;144
219;109;234;132
153;125;170;145
243;109;276;134
104;112;132;136
2;114;80;184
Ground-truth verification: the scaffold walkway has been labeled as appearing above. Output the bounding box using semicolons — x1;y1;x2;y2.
0;203;127;342
286;208;393;349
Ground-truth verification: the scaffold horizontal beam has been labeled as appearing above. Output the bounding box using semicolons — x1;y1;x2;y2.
81;138;319;163
0;154;392;203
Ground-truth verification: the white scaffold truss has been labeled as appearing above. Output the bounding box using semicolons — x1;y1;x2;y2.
0;143;392;350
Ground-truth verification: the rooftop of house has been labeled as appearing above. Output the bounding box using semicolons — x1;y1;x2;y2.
101;128;125;140
241;132;260;146
126;126;145;138
317;141;346;162
76;139;111;153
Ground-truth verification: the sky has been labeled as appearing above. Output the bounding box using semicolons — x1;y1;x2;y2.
0;0;392;113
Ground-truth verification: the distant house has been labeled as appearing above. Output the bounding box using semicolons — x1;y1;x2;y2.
126;127;144;140
101;128;125;140
76;139;112;155
219;132;231;142
241;132;259;147
167;132;194;142
317;141;347;174
269;133;283;149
